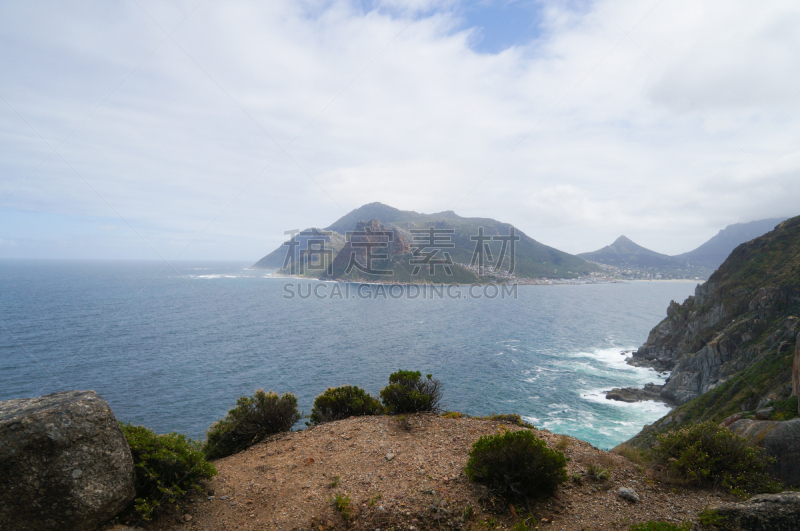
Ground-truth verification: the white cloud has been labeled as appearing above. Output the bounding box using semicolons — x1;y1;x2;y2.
0;0;798;260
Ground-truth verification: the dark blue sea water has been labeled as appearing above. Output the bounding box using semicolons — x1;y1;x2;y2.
0;260;698;449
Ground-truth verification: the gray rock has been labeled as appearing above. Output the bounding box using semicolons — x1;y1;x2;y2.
755;407;774;420
618;487;640;503
0;390;135;531
715;491;800;530
606;383;669;404
728;418;800;486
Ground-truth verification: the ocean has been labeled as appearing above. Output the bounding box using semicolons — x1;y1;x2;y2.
0;260;697;449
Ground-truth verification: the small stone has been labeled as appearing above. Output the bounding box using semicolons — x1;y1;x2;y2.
183;514;192;522
385;453;395;461
207;496;215;501
618;487;640;503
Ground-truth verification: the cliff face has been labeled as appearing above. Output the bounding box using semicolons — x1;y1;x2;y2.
329;219;410;278
630;283;800;405
625;216;800;447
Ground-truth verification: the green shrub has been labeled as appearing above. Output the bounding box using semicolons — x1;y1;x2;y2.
651;420;781;494
308;385;383;425
203;390;301;459
380;370;442;413
121;423;216;520
332;492;353;521
698;507;725;526
465;429;568;502
628;522;690;531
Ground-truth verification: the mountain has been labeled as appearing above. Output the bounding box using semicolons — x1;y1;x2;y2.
674;218;787;270
252;228;346;270
578;218;787;279
622;215;800;449
252;202;600;280
577;235;679;270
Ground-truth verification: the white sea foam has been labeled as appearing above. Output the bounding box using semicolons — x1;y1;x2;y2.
565;346;668;384
581;387;672;415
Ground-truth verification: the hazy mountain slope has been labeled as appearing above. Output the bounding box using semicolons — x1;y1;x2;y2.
252;229;346;270
674;218;787;270
624;215;800;448
577;235;678;269
254;202;599;279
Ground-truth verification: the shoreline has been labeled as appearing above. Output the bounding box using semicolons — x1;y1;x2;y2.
250;269;702;287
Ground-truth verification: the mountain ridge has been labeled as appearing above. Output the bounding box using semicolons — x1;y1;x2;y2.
252;202;600;280
578;218;787;279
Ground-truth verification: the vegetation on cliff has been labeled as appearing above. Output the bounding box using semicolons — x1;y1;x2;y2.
204;390;302;459
308;385;384;425
120;423;216;521
649;421;780;496
465;428;568;502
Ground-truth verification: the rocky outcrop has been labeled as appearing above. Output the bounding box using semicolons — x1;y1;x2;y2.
606;383;668;403
727;418;800;486
714;491;800;530
623;217;800;448
659;338;738;404
0;390;135;531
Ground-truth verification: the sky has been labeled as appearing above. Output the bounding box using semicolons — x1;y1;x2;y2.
1;0;799;261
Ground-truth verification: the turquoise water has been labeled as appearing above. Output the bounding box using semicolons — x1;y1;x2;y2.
0;260;697;449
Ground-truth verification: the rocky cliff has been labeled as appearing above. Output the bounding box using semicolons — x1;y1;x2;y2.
624;215;800;447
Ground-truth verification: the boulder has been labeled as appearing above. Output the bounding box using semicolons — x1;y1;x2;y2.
618;487;640;503
0;390;135;531
606;383;668;403
715;491;800;530
728;418;800;486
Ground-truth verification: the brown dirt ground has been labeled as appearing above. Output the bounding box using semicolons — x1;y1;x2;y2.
131;414;736;531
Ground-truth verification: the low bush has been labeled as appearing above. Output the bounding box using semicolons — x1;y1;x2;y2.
332;492;353;521
380;370;442;413
308;385;383;425
698;507;725;526
120;423;216;521
587;463;610;481
203;390;301;459
613;443;649;466
465;429;567;502
650;420;781;494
